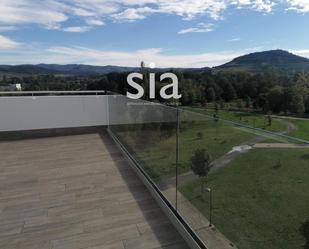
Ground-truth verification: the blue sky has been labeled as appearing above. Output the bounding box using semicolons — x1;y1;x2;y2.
0;0;309;67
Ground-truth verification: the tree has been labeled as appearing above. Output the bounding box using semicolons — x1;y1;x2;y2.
267;86;283;113
245;96;251;110
190;149;212;194
305;96;309;114
257;93;267;111
1;75;7;84
206;87;216;102
299;221;309;249
267;115;272;126
219;99;225;109
187;90;197;105
236;99;243;110
222;81;237;101
196;132;203;139
287;87;305;114
227;82;237;101
214;102;219;117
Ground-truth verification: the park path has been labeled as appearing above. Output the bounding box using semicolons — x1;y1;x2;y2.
253;143;309;148
271;114;309;121
276;118;297;134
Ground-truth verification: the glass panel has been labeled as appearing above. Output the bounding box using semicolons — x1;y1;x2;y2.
108;95;309;249
108;94;178;207
178;108;309;249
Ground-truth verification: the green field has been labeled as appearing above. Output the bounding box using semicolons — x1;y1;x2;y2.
180;148;309;249
183;107;288;132
178;107;309;249
115;119;257;181
286;118;309;141
186;106;309;142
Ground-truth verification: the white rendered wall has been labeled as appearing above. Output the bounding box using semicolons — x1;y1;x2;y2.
0;95;108;132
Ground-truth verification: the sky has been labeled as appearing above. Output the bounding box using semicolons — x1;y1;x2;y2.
0;0;309;68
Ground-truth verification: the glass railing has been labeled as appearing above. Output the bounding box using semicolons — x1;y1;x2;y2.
108;94;309;249
108;94;178;207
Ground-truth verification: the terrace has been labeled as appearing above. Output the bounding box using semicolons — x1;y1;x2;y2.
0;91;308;249
0;132;188;249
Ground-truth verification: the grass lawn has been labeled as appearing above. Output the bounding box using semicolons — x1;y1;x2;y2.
184;107;288;133
114;119;256;181
286;119;309;141
180;148;309;249
178;121;256;173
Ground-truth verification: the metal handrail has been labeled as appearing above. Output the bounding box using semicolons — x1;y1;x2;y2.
0;91;106;95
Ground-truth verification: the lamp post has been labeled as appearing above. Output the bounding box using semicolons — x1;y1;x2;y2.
206;188;213;227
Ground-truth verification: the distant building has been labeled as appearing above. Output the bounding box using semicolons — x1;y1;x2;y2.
0;83;22;91
15;84;22;91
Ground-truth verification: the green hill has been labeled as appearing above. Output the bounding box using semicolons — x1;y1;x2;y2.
215;50;309;72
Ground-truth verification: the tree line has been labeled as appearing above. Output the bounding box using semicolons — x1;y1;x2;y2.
1;68;308;115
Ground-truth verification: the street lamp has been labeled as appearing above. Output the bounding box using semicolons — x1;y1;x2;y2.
206;187;213;227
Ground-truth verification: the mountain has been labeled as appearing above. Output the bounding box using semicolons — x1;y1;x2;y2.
1;50;308;76
216;50;309;72
0;64;207;76
0;64;141;76
36;64;143;75
0;65;55;75
37;64;206;74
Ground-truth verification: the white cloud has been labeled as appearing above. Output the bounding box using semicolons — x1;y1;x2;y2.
0;0;283;32
72;8;94;17
0;0;307;33
62;26;91;32
231;0;275;12
253;0;275;12
0;0;68;28
287;0;309;12
0;26;18;32
153;0;227;20
112;7;154;21
85;18;105;26
227;38;241;42
0;35;21;49
178;23;214;34
291;49;309;58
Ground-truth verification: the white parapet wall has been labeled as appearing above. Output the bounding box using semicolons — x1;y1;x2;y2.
0;95;108;132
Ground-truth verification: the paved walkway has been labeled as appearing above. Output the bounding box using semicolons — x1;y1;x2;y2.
254;143;309;148
162;187;238;249
272;115;309;121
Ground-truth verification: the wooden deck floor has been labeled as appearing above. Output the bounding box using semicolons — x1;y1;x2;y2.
0;132;189;249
